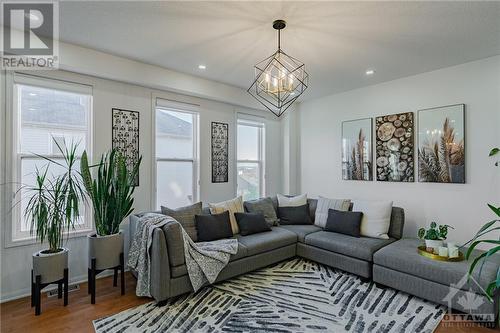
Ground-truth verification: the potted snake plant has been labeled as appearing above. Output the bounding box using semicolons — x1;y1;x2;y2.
23;140;85;285
80;149;141;271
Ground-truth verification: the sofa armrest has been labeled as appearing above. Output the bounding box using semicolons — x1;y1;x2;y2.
150;228;171;302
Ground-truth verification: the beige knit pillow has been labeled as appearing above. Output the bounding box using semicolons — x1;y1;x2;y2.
209;196;244;234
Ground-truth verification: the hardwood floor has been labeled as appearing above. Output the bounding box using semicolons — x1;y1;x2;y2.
0;272;497;332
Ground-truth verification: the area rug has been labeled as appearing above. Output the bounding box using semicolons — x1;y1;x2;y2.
93;258;445;332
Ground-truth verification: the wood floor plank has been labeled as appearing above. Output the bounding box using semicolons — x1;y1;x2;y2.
1;272;497;332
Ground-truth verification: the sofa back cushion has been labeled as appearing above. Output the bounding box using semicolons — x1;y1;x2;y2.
243;197;279;226
161;202;202;241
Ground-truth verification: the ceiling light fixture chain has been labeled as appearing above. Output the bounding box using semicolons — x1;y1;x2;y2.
248;19;309;117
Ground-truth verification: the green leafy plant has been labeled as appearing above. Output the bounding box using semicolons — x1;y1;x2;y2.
80;149;141;236
22;140;86;253
418;221;453;240
464;147;500;303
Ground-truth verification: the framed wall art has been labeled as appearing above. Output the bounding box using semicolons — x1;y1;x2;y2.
375;112;414;182
341;118;373;181
418;104;465;183
211;121;229;183
112;108;140;186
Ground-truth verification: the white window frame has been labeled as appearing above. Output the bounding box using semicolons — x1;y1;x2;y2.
5;73;94;247
236;118;266;199
153;98;200;209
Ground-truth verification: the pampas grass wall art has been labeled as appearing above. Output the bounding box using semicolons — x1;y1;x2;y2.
418;104;465;183
342;118;373;181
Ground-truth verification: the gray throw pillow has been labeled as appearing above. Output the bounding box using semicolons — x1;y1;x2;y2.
244;197;279;226
161;202;202;241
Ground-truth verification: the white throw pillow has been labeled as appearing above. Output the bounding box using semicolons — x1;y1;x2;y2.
352;200;393;239
209;196;244;234
277;193;307;207
314;196;351;228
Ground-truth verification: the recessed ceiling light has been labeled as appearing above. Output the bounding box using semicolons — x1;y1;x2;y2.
29;92;37;96
365;69;375;76
198;65;206;70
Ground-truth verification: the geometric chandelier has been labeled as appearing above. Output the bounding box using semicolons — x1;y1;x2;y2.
247;20;309;117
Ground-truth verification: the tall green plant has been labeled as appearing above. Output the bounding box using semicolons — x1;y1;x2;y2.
80;149;141;236
464;147;500;303
23;140;86;253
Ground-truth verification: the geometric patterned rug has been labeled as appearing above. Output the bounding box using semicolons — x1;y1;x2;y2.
93;258;445;332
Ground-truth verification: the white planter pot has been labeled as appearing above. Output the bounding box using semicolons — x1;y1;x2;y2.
425;239;443;253
88;232;124;270
32;248;69;284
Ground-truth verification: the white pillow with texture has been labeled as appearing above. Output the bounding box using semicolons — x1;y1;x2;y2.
352;200;393;239
209;196;244;234
314;196;351;228
277;193;307;207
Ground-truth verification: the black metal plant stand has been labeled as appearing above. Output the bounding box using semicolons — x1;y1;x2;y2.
31;268;68;315
88;252;125;304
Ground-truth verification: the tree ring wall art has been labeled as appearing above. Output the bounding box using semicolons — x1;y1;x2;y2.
342;118;373;180
375;112;414;182
112;108;140;186
211;122;229;183
418;104;465;183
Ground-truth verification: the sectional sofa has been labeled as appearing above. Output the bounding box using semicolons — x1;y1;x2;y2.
129;197;405;302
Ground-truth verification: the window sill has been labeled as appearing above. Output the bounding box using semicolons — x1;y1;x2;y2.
4;228;94;249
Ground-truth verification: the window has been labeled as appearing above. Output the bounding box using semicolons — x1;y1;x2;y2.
237;119;265;201
155;100;199;209
10;74;93;242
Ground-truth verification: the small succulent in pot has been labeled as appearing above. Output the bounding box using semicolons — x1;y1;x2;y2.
418;222;454;253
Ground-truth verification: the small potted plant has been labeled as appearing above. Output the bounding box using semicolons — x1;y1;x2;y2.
80;149;141;286
418;222;453;252
22;140;85;313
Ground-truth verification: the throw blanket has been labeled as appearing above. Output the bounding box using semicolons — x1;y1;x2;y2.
128;214;238;297
181;228;238;292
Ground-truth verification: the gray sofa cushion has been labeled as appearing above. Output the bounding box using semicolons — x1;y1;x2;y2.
244;197;279;226
304;231;395;262
161;202;202;241
236;227;297;256
276;225;322;242
373;238;500;294
171;242;249;278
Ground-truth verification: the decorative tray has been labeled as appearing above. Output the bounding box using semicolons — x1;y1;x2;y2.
417;246;464;262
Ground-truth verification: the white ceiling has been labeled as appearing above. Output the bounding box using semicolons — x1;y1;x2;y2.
59;1;500;100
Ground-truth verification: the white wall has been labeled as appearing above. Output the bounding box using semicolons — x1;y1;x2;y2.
298;56;500;244
0;68;282;301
